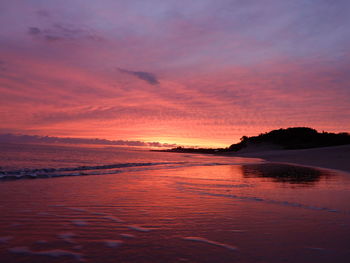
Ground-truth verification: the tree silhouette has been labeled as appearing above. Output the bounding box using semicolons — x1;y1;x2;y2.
159;127;350;153
228;127;350;151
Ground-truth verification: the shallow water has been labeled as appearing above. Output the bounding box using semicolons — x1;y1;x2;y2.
0;143;260;181
0;143;350;262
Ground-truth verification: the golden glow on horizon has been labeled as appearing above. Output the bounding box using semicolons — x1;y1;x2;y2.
1;1;349;144
141;136;232;148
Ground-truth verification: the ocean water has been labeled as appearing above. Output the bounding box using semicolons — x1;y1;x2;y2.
0;143;260;179
1;143;350;263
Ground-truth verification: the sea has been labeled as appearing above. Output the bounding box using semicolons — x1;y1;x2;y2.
1;142;350;263
0;143;260;179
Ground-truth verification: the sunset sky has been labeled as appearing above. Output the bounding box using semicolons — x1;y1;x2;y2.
1;0;349;147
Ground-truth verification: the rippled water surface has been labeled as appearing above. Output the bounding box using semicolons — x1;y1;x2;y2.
0;143;350;262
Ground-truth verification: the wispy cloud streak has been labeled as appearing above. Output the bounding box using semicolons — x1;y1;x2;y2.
0;0;349;146
118;68;159;85
0;134;176;147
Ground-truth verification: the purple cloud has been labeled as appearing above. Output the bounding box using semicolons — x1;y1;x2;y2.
118;68;159;85
28;24;101;42
0;0;349;146
0;133;176;148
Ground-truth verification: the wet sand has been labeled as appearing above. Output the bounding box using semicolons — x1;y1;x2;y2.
231;144;350;173
1;164;350;262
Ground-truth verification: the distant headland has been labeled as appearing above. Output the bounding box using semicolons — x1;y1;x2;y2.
158;127;350;154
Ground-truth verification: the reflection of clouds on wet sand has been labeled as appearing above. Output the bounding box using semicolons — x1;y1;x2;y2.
1;163;350;262
241;163;331;185
183;236;237;251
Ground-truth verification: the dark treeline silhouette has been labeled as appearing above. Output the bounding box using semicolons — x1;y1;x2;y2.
160;127;350;154
229;127;350;151
160;146;225;154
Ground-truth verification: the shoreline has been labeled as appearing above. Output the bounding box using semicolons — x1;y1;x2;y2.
223;144;350;174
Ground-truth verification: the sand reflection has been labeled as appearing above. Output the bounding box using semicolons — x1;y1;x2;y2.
241;163;332;185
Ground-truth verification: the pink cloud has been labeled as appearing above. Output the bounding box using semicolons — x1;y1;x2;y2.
0;1;349;147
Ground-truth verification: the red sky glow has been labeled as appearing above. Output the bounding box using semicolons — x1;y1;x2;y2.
1;0;350;147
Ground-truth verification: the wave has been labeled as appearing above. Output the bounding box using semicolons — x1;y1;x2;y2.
0;162;187;181
0;161;240;181
177;183;347;215
0;157;264;181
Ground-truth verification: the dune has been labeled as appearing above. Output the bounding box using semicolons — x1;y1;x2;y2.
230;144;350;173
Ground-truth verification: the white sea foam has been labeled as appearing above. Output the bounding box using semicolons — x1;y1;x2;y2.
57;232;76;243
127;225;152;232
67;207;87;212
91;212;107;216
8;246;84;261
183;236;238;251
103;240;123;248
103;215;123;223
72;220;88;226
189;189;343;214
328;209;338;212
0;161;185;181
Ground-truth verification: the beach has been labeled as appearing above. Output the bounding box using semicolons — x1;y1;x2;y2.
1;143;350;262
1;0;350;262
232;144;350;173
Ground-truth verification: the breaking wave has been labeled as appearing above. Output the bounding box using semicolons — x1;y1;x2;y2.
0;162;188;181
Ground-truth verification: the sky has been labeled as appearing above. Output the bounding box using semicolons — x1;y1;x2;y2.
0;0;349;147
